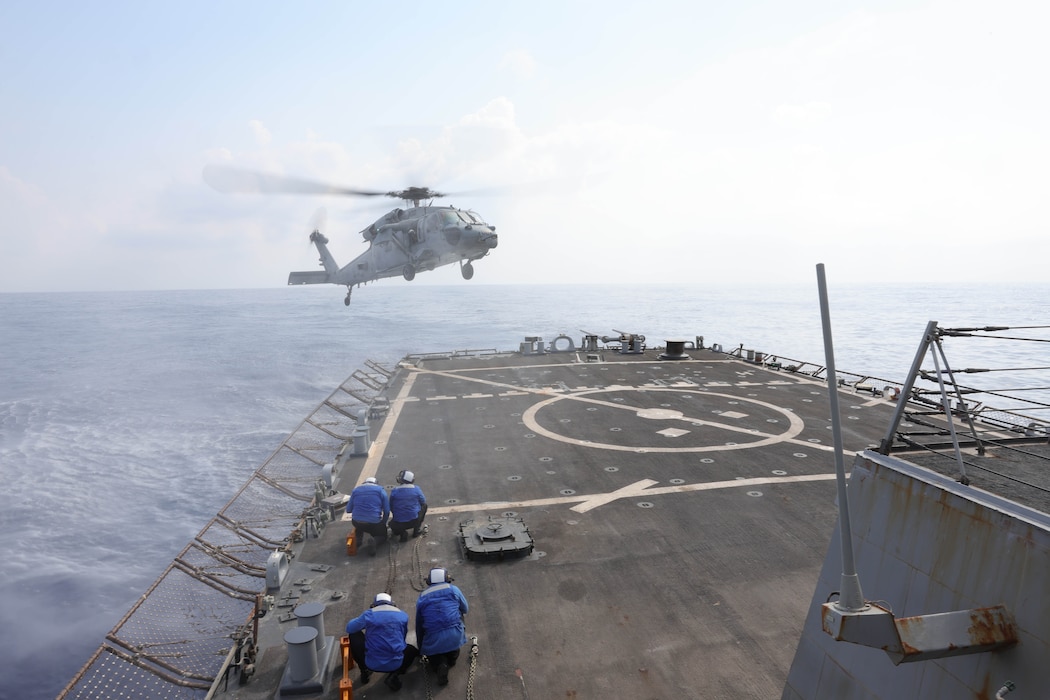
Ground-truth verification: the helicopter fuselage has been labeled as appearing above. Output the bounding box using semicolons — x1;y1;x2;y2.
287;205;498;297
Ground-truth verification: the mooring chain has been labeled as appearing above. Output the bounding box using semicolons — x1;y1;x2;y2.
466;636;479;700
419;636;478;700
421;655;434;700
410;524;430;592
381;524;431;595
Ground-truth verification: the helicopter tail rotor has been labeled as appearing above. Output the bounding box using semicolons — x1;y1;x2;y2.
304;208;329;246
289;219;339;284
310;207;327;235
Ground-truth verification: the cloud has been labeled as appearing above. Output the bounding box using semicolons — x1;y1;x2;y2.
0;166;48;208
499;49;538;80
249;119;272;146
175;102;664;288
459;97;517;130
8;0;1050;293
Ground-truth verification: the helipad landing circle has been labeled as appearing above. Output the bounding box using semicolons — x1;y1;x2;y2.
521;387;804;453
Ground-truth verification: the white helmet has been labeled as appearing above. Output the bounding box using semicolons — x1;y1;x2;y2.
364;477;377;484
428;568;451;585
373;592;392;606
398;470;415;484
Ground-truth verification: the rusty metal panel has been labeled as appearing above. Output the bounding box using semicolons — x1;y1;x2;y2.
890;605;1018;664
784;452;1049;699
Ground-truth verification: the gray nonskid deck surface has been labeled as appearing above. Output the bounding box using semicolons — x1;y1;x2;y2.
226;348;901;699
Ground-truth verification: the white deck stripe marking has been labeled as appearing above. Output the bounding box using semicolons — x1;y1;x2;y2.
571;479;659;513
427;473;838;515
353;370;419;486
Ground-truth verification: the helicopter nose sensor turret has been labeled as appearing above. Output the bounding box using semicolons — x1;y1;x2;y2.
465;227;499;250
443;224;497;249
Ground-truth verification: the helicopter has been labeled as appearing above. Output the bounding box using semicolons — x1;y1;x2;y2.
203;165;498;305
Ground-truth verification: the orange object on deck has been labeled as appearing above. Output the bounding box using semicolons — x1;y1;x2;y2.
346;530;357;556
340;635;354;699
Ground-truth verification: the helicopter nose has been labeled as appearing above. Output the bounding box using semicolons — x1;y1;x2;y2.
451;226;498;249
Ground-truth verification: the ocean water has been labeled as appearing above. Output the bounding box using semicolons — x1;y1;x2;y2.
1;281;1047;699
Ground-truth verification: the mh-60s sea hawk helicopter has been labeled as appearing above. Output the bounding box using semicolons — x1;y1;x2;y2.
203;165;498;305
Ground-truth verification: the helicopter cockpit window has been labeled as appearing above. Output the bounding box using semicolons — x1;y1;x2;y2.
460;210;485;225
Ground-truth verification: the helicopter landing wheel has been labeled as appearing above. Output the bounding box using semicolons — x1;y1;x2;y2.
402;264;416;281
344;289;352;306
461;262;475;280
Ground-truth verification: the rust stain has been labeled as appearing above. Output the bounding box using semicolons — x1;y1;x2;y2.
899;640;920;656
968;606;1018;646
975;672;993;700
894;614;923;652
894;606;1016;660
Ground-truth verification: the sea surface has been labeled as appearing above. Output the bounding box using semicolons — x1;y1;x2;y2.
1;281;1047;699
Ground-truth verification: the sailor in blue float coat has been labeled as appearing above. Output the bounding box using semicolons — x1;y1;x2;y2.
348;476;389;523
389;470;428;542
347;476;390;555
415;568;469;686
345;593;418;689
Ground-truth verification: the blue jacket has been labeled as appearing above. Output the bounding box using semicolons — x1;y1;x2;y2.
390;484;426;522
415;583;469;655
348;482;389;523
345;604;409;672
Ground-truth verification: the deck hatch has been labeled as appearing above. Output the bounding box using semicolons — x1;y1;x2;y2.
459;516;535;561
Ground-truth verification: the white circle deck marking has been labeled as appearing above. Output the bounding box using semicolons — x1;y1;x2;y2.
521;387;805;453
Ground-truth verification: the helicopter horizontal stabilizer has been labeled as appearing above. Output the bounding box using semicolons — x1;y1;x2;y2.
287;271;330;285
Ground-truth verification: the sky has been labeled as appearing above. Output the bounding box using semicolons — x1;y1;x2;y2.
1;0;1048;293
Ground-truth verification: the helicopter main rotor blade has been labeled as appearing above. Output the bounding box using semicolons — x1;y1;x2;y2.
436;176;577;200
203;163;572;207
202;164;388;197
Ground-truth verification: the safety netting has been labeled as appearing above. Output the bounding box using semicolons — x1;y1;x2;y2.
58;362;391;699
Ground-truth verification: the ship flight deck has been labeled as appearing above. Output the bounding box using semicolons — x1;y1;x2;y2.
231;344;900;699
